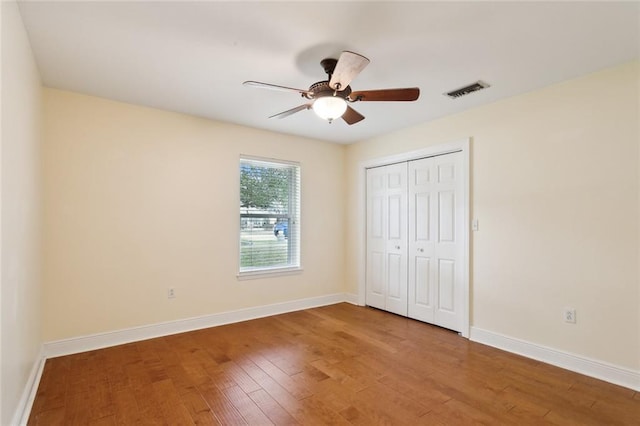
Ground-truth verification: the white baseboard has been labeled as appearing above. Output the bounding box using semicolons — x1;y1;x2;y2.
470;326;640;392
44;293;348;358
11;347;46;426
343;293;359;305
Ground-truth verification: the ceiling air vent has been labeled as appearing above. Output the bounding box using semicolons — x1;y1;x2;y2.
445;81;490;99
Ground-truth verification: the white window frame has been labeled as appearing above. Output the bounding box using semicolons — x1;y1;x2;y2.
237;156;302;280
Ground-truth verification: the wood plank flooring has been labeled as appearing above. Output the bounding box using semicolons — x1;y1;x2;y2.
28;303;640;425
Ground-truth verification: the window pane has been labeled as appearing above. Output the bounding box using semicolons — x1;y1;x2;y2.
240;217;289;269
240;163;291;215
240;157;300;273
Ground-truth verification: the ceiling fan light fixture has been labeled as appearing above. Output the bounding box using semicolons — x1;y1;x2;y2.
312;96;347;122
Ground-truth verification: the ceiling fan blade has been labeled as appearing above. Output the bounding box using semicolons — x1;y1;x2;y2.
350;88;420;102
269;104;311;119
342;106;365;125
243;81;312;96
329;51;370;91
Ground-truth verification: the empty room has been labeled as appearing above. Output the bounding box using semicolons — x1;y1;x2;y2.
2;1;639;425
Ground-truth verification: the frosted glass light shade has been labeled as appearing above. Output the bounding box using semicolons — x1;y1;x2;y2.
312;96;347;121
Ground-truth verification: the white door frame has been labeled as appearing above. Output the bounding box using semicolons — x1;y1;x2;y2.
357;138;471;338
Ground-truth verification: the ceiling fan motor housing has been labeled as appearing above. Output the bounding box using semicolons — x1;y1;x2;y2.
307;81;351;100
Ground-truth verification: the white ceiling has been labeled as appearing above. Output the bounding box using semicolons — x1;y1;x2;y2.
17;1;639;144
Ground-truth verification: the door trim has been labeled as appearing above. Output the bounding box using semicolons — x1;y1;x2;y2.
357;138;471;338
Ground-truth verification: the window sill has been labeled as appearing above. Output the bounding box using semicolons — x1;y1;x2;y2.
237;266;303;281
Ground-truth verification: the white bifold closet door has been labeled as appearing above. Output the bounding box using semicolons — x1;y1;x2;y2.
366;151;464;332
408;152;464;332
365;162;408;316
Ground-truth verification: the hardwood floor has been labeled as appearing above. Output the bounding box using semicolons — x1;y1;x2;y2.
28;303;639;425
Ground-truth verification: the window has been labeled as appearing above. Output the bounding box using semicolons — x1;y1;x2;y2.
239;157;300;275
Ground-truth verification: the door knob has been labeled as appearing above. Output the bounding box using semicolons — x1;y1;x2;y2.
418;248;424;252
395;245;400;250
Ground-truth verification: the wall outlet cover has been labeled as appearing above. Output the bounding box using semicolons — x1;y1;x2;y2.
563;308;576;324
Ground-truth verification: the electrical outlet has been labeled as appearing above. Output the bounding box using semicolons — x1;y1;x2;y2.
168;288;176;299
563;308;576;324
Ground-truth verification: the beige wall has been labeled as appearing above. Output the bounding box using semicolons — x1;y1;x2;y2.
346;62;640;370
1;2;43;424
42;89;346;341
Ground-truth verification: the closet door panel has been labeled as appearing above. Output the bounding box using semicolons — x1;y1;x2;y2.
437;258;456;312
383;163;408;316
366;168;387;310
413;255;431;307
408;158;436;322
408;152;464;331
366;163;407;315
438;191;455;242
432;153;465;332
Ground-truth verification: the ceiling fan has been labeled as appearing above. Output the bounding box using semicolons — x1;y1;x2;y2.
243;51;420;125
